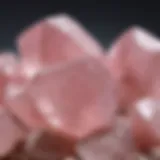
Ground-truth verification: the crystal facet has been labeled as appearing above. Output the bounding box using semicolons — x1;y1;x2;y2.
130;97;160;151
7;57;117;140
76;117;137;160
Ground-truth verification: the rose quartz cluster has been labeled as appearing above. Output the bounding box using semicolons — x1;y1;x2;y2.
0;13;160;160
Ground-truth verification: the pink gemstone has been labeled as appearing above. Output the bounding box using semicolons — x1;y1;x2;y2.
106;26;160;111
130;97;160;151
76;117;138;160
16;14;103;70
7;57;118;140
0;108;25;157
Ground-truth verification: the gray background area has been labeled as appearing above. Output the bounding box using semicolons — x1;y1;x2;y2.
0;2;159;51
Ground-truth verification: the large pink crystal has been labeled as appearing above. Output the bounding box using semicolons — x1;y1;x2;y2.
3;13;160;159
106;26;160;111
16;14;103;73
6;56;117;140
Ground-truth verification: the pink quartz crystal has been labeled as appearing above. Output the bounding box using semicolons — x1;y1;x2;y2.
16;14;103;72
6;56;118;141
106;26;160;112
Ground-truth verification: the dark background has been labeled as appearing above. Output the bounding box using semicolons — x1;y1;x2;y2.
0;2;159;51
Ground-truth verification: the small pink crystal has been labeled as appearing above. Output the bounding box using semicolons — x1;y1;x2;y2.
130;97;160;151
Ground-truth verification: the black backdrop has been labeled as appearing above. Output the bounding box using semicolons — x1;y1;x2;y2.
0;1;159;51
